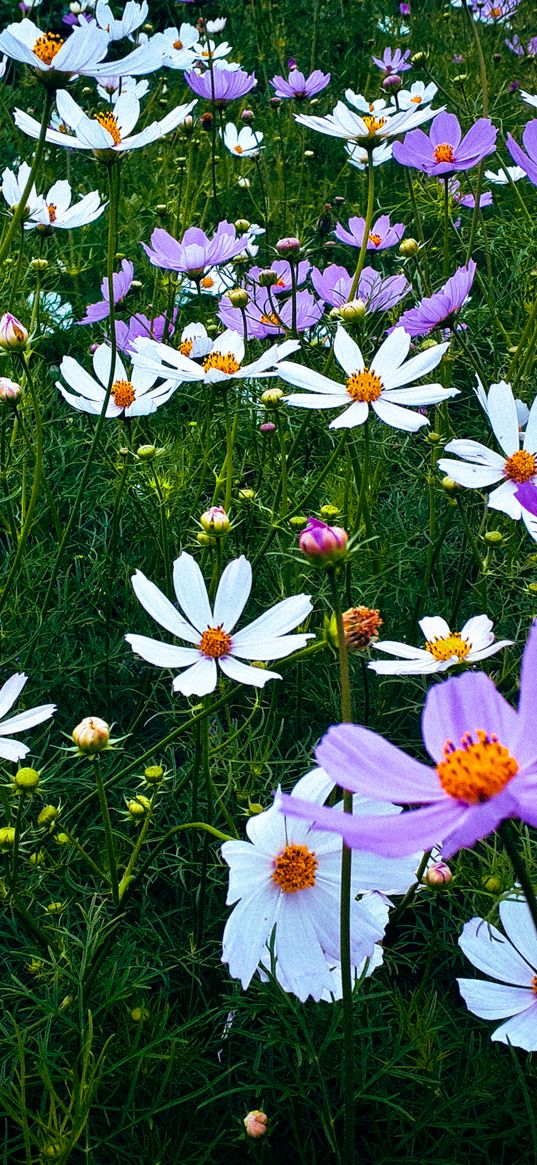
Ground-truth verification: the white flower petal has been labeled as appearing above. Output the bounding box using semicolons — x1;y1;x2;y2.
130;569;199;641
0;704;54;736
419;615;451;641
458;978;537;1020
222;886;278;989
232;594;312;642
0;736;30;762
487;380;520;456
371;327;411;380
372;399;428;431
0;673;26;721
333;326;364;377
125;634;200;669
218;656;281;687
213;556;252;631
172;552;213;632
459;916;535;985
172;655;217;696
329;401;369;428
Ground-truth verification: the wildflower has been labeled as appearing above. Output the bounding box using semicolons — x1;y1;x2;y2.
0;313;28;349
507;119;537;187
270;68;330;99
30;179;106;230
125;553;313;697
425;861;452;885
472;0;520;23
114;310;177;354
396;81;438;110
438;379;537;540
394;260;476;337
458;897;537;1049
142;221;250;277
334;213;405;251
94;0;148;41
97;73;149;103
342;607;383;650
0;673;55;763
0;377;22;402
1;161;43;221
295;96;440;143
311;264;409;312
244;1111;268;1138
14;90;196;155
247;259;311;297
278;622;537;860
56;343;177;417
0;16;163;80
218;289;323;340
345;141;394;169
447;177;492;210
160;24;198;69
221;123;263;157
200;506;230;535
222;767;419;1001
369;614;512;676
298;517;348;563
79;259;133;324
278;325;455;431
393;112;497;174
372;46;411;75
131;328;299;387
184;65;256;105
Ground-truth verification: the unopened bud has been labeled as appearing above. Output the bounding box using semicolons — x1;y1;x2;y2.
30;258;49;271
46;901;65;914
200;505;230;535
0;376;22;402
72;716;110;755
137;444;157;460
241;108;255;123
244;1110;268;1138
261;387;284;407
144;765;164;785
299;517;348;564
289;515;308;530
411;51;426;63
426;431;441;443
260;421;276;434
0;313;28;350
441;477;458;493
257;268;280;287
38;804;59;827
238;488;255;501
425;861;452;886
399;237;419;256
127;794;151;818
237;177;251;189
275;236;300;258
200;112;213;131
482;874;502;892
156;203;167;214
382;73;402;91
13;767;40;792
340;298;367;322
320;504;340;520
452;74;468;84
0;826;16;849
226;287;249;308
270;97;282;109
483;530;503;545
130;1006;150;1022
234;218;251;232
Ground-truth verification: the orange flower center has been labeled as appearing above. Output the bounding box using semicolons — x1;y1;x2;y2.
411;94;422;103
173;38;183;49
433;143;456;164
533;975;537;995
112;379;136;408
200;275;215;289
234;144;244;154
199;624;232;658
33;32;64;65
362;115;386;136
47;203;57;223
490;6;502;17
368;232;382;247
272;843;318;893
260;312;281;327
425;633;471;662
504;450;537;483
436;729;519;804
342;606;382;650
180;339;193;356
94;112;121;145
346;368;383;402
203;351;241;375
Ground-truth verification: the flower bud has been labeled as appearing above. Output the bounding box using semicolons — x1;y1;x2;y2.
200;505;230;535
127;794;151;818
441;477;458;493
482;874;502;893
130;1006;150;1022
289;515;308;530
137;444;157;460
270;97;282;109
275;236;300;258
0;313;28;350
483;530;503;545
30;258;49;271
72;716;110;755
196;532;215;546
234;218;251;232
144;765;164;784
298;517;348;564
261;387;284;407
339;298;366;322
156;203;167;214
244;1110;268;1138
260;421;276;434
38;804;59;827
257;268;280;287
0;826;16;849
180;115;194;134
399;237;419;257
13;767;40;792
226;287;249;308
238;488;255;501
0;376;22;403
241;108;255;123
237;177;251;189
46;901;65;914
411;51;426;63
425;861;452;886
426;431;441;443
382;73;402;91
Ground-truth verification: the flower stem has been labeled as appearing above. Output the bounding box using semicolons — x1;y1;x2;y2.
0;355;43;617
498;820;537;936
0;88;53;266
347;154;375;303
93;755;119;908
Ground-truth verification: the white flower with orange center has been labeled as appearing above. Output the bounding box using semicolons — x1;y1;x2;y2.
125;553;313;697
438;379;537;540
56;343;177;418
0;18;109;75
458;897;537;1050
0;672;55;763
222;767;422;1001
294;94;443;144
278;326;456;431
14;89;196;156
369;614;512;676
131;328;300;387
221;123;263;158
395;81;438;111
29;179;106;230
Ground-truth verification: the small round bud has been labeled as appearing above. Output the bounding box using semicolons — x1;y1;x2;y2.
260;421;276;434
137;444;157;460
200;505;230;535
238;488;256;501
528;583;537;596
452;74;468;84
261;387;284;407
30;258;49;271
13;767;40;792
441;477;458;493
237;177;251;189
426;431;441;444
130;1006;150;1022
38;804;59;827
339;298;366;322
72;716;110;755
29;849;45;865
270;97;282;109
382;73;402;91
54;832;70;846
156;203;167;214
196;532;215;546
275;236;301;258
226;287;249;308
483;530;503;545
0;376;22;403
241;108;255;123
425;861;452;887
299;517;348;564
320;504;340;520
411;51;426;63
244;1111;268;1138
257;268;280;288
0;826;16;849
0;313;28;350
289;515;308;530
127;794;151;818
46;901;65;915
144;765;164;785
248;802;264;815
399;237;419;257
482;874;502;893
329;307;343;320
304;150;315;158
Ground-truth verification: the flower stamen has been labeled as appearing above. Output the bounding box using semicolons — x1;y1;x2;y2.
368;232;382;247
199;624;232;658
425;633;471;662
94;112;121;145
433;143;456;164
272;843;318;893
203;351;241;375
346;368;383;402
504;450;537;484
112;379;136;408
437;729;519;804
33;32;64;65
47;203;57;223
362;115;386;136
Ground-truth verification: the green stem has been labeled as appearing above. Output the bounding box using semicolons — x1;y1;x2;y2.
498;821;537;936
93;755;119;908
347;155;375;303
0;89;53;266
0;356;43;617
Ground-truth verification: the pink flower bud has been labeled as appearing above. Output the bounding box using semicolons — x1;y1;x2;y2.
0;376;22;402
241;108;255;123
425;861;452;887
275;236;301;257
260;421;276;434
0;313;28;350
200;505;230;535
243;1110;268;1138
382;73;402;91
298;517;348;564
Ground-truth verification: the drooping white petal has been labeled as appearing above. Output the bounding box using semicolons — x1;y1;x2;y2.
172;655;217;696
218;656;281;687
0;673;27;721
0;736;30;762
232;594;312;643
329;401;369;428
372;399;428;431
0;704;55;736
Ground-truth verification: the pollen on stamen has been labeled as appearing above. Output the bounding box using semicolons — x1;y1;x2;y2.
362;115;387;136
173;38;183;49
200;276;215;289
368;232;382;247
436;728;519;804
112;379;136;409
234;145;244;154
199;624;232;658
180;340;193;357
203;351;241;375
94;112;121;146
33;32;64;65
272;843;318;893
346;368;383;402
260;313;281;328
433;143;456;164
504;450;537;484
47;203;57;224
425;633;471;662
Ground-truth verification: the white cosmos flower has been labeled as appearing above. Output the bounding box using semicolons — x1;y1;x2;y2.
278;326;456;431
344;92;389;115
29;180;106;229
0;18;109;76
438;379;537;540
221;123;263;158
521;91;537;110
395;81;438;110
345;140;393;169
294;97;442;143
1;161;44;222
458;897;537;1050
96;73;149;103
206;18;227;34
369;614;512;676
161;24;198;70
131;328;300;387
94;0;148;41
14;89;196;155
125;553;313;697
474;374;528;430
178;321;213;359
56;343;177;417
0;673;55;763
484;163;526;184
222;766;423;1001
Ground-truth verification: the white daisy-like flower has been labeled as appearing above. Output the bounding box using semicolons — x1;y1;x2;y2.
438;379;537;540
131;328;300;387
395;81;438;110
14;89;196;156
96;73;149;104
29;179;106;230
294;97;442;144
221;123;263;158
278;326;456;431
125;553;313;697
191;37;233;64
0;18;109;76
222;766;422;1001
369;614;512;676
206;18;227;34
484;164;526;184
474;374;528;430
345;140;393;169
94;0;148;42
0;673;55;763
177;321;213;359
458;897;537;1050
1;161;44;222
161;23;198;70
344;92;389;115
521;91;537;110
56;343;177;417
176;266;237;302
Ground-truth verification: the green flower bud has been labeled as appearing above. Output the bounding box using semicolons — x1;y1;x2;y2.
14;767;40;792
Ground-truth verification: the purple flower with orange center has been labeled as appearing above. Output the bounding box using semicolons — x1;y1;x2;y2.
278;621;537;860
311;264;409;312
394;260;476;337
334;213;405;251
184;65;256;105
393;111;498;175
142;222;250;279
218;289;323;340
270;68;330;99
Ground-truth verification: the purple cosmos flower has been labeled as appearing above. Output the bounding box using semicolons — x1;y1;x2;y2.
184;67;257;105
218;289;323;339
270;68;330;99
393;112;498;175
372;47;411;75
115;311;177;354
278;623;537;860
400;3;411;14
394;260;476;337
142;223;250;278
448;177;492;209
515;483;537;517
311;264;409;312
79;260;134;325
334;213;405;251
507;119;537;186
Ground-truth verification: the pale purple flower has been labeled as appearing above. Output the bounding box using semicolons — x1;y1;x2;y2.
394;260;476;337
334;213;405;251
184;66;256;104
393;112;498;175
458;898;537;1050
472;0;520;23
218;289;323;339
278;622;537;860
115;311;176;354
79;259;134;324
507;119;537;187
311;264;409;312
372;47;411;75
142;222;250;278
270;68;330;99
447;177;492;209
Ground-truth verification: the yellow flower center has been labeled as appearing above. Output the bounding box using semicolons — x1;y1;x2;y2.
411;94;422;103
47;203;57;223
173;38;183;49
199;624;232;658
180;339;193;356
33;32;64;65
200;275;215;289
94;112;121;145
272;843;318;893
203;351;241;375
425;633;471;662
112;379;136;408
533;975;537;995
260;312;281;327
368;232;382;247
362;115;386;136
504;449;537;483
433;143;456;164
436;729;519;804
234;144;244;154
346;368;383;402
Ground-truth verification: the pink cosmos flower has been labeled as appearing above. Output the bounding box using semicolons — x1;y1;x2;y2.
393;112;498;175
372;47;411;75
270;68;330;99
184;66;256;105
334;213;405;251
278;623;537;860
311;264;409;312
142;222;250;278
394;260;476;337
